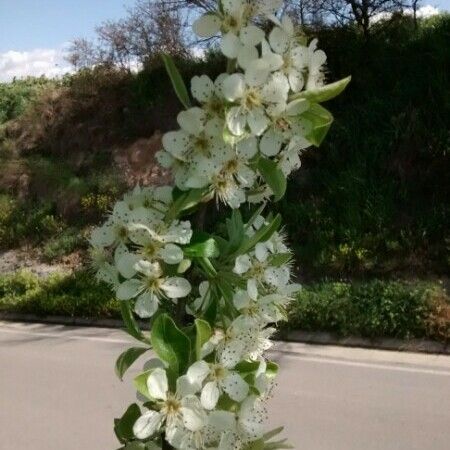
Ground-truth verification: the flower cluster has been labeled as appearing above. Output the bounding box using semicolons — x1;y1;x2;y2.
92;1;347;449
156;3;328;208
130;215;300;449
90;185;193;318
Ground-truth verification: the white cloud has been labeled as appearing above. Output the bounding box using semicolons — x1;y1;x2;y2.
372;4;440;24
0;47;73;82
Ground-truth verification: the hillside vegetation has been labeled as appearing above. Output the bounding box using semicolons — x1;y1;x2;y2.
0;15;448;339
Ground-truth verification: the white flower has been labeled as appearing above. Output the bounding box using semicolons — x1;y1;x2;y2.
187;360;249;410
233;279;291;326
207;395;268;448
193;0;282;40
127;218;192;266
259;98;311;157
292;38;327;90
133;368;207;441
222;61;289;136
161;108;230;190
116;260;191;318
191;74;227;119
233;243;291;289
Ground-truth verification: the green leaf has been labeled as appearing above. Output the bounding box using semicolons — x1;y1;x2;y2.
266;361;279;378
245;203;266;231
165;188;206;222
263;427;285;441
194;319;212;360
134;370;152;399
268;253;292;267
235;214;282;256
115;346;149;381
151;314;191;376
301;103;334;147
183;232;220;258
120;302;149;344
226;209;245;253
114;403;141;444
161;54;191;109
291;76;351;103
257;157;287;202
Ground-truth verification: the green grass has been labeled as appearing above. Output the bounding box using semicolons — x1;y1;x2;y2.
0;271;448;341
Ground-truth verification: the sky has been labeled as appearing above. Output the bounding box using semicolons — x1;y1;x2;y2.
0;0;449;81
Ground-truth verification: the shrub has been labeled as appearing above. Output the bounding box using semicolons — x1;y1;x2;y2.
42;227;87;262
0;270;119;318
287;280;449;341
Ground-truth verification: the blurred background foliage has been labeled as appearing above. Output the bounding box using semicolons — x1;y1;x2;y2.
0;11;448;339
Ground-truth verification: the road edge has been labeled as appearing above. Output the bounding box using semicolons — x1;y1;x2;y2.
0;311;448;355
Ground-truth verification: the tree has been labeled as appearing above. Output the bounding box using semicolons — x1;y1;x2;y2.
67;0;189;69
317;0;404;37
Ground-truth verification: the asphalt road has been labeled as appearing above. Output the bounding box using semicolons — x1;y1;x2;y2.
0;321;449;450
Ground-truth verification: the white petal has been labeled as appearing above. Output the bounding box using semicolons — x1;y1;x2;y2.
222;74;245;101
134;292;159;318
177;375;201;397
191;75;214;103
116;279;142;300
221;32;241;59
160;244;184;264
201;381;220;410
269;27;289;54
115;249;139;279
161;277;192;298
236;136;258;159
226;106;247;136
223;0;244;15
222;372;249;401
237;45;258;70
181;395;207;431
262;72;289;104
255;242;269;261
90;223;115;247
219;339;246;368
147;368;168;401
193;14;221;38
155;150;174;168
287;67;304;92
247;107;269;136
240;25;265;46
233;290;250;310
187;360;210;385
245;59;270;87
261;39;283;70
133;410;163;439
208;410;236;432
311;49;327;70
239;396;266;440
247;279;258;301
163;130;190;160
264;266;290;287
177;108;205;135
260;128;283;156
234;254;252;274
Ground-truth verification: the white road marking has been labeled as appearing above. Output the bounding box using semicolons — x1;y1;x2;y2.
0;326;131;344
1;323;449;376
269;351;450;376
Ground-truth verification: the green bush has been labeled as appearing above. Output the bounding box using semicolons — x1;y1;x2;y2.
0;270;119;318
42;227;87;262
0;77;59;125
287;280;449;341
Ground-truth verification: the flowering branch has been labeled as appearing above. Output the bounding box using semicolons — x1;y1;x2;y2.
90;1;349;449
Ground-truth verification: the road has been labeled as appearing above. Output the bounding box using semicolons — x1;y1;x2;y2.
0;321;449;450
